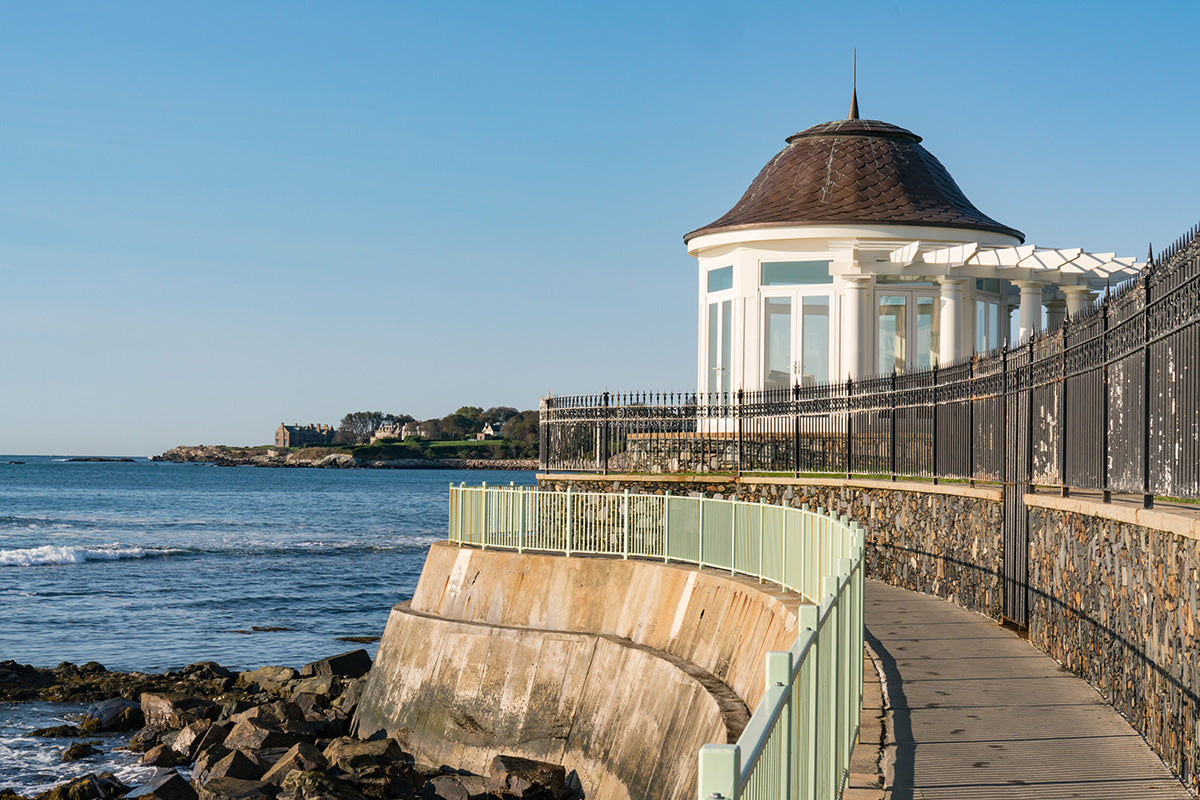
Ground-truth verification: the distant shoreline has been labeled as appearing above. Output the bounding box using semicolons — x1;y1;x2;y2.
151;445;536;471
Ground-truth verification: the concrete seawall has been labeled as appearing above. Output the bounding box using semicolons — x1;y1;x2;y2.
355;542;804;800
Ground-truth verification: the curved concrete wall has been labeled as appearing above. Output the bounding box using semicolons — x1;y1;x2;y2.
540;474;1200;796
355;542;802;800
411;541;805;709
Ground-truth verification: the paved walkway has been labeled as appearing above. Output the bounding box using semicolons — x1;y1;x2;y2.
865;580;1193;800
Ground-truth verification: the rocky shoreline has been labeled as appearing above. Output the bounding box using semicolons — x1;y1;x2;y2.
150;447;536;472
2;651;574;800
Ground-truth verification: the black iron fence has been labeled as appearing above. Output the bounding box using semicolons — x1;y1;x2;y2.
541;222;1200;508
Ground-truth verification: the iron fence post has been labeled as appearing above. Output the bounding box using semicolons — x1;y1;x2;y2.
890;370;897;481
845;378;853;479
793;381;801;479
1102;298;1111;502
1142;275;1154;508
1060;318;1069;497
932;364;939;484
600;391;610;475
736;389;744;476
968;357;975;486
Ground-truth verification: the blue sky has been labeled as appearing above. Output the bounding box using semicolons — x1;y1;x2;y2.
2;1;1197;455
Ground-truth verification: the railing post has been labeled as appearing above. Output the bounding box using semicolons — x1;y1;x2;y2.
820;575;840;799
758;499;765;582
664;490;671;563
698;496;705;569
622;489;630;559
1102;297;1111;502
518;486;525;553
480;481;488;549
766;650;794;799
730;499;737;575
565;485;573;557
698;743;740;800
799;604;819;800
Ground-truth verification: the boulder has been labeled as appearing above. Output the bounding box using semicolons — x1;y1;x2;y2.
230;702;304;728
141;693;217;728
83;697;143;731
289;693;327;719
332;678;365;715
29;724;84;737
125;770;198;800
141;744;188;768
190;746;233;789
488;755;569;800
61;742;101;762
195;751;265;786
224;719;299;751
0;789;29;800
277;771;365;800
236;667;297;694
420;776;469;800
34;774;129;800
299;650;370;679
175;662;235;681
260;743;328;785
126;726;168;753
196;778;276;800
286;676;335;700
322;737;405;777
171;720;213;759
191;722;233;759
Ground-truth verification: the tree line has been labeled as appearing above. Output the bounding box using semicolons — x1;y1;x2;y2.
333;406;538;447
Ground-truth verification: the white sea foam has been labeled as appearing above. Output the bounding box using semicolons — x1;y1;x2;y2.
0;545;176;567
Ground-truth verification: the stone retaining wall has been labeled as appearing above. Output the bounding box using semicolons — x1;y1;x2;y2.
539;474;1200;795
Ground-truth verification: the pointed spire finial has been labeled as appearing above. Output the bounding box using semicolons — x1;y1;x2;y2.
848;50;860;119
1147;242;1154;268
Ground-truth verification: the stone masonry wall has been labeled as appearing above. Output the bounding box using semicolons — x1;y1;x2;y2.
1028;504;1200;790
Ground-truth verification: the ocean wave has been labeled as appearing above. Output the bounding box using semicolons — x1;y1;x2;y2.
0;545;183;567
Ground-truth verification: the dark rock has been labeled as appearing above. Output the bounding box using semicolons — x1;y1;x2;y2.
126;726;168;753
0;791;29;800
419;776;468;800
286;676;336;700
236;667;297;694
195;778;276;800
299;650;370;679
190;722;233;759
176;662;235;681
190;746;233;789
29;724;84;738
172;720;213;760
261;743;328;785
141;693;217;728
277;771;365;800
224;719;299;751
196;751;265;786
488;755;569;800
290;693;327;719
141;744;187;768
125;770;198;800
230;703;303;728
333;679;365;716
323;737;404;777
61;742;101;762
34;773;129;800
84;698;144;731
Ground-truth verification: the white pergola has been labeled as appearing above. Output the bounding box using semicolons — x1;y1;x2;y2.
882;241;1143;351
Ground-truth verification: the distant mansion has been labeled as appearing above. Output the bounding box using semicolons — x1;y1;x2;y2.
275;423;334;448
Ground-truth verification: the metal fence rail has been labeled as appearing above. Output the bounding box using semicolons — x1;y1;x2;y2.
448;483;865;800
540;223;1200;508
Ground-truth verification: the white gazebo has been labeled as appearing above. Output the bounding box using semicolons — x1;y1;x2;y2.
685;102;1142;394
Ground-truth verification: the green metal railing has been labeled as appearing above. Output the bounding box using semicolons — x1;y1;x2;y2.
448;483;866;800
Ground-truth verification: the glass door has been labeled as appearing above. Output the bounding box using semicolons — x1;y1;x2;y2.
762;292;831;389
876;289;939;374
706;299;733;395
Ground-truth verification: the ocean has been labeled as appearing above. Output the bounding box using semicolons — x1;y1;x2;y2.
0;456;536;793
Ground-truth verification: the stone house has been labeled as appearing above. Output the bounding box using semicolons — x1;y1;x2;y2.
275;423;334;448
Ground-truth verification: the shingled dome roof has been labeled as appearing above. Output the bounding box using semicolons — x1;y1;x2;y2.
685;117;1024;243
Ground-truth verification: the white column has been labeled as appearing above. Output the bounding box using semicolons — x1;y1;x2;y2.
938;278;967;365
1062;286;1093;318
1014;280;1044;341
1045;297;1067;331
840;277;871;379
